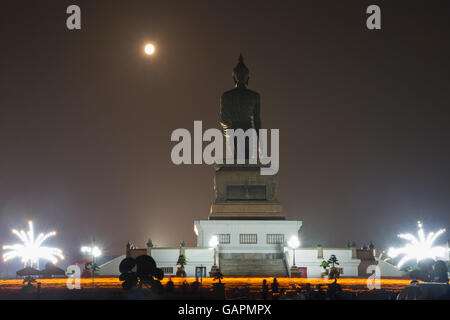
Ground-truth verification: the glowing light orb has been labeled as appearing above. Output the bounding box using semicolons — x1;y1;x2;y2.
209;236;219;248
81;246;102;258
2;221;64;268
144;43;155;55
288;236;300;248
388;221;448;268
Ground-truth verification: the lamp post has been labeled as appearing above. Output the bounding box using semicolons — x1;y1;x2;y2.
81;244;102;288
209;235;220;277
209;235;219;266
288;236;300;267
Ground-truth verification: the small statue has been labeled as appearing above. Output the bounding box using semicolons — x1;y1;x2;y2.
126;241;135;250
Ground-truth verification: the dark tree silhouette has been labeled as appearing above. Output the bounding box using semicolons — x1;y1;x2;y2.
119;255;164;292
327;255;340;282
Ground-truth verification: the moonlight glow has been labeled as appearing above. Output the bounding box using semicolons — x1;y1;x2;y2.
388;221;448;268
2;221;64;268
144;43;155;55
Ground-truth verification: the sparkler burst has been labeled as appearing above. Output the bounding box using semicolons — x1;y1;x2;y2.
2;221;64;268
388;221;448;268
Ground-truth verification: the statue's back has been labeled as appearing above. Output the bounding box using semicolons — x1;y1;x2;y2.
220;86;261;133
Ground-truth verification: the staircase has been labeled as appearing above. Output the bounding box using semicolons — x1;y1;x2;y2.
219;253;288;277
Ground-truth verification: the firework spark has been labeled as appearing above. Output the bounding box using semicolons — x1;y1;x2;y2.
2;221;64;268
388;221;448;268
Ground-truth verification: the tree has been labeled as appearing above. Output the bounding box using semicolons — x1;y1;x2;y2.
85;261;100;273
118;255;164;292
177;254;187;268
176;254;187;277
320;260;329;270
327;255;340;282
327;255;339;268
319;260;330;278
433;260;449;284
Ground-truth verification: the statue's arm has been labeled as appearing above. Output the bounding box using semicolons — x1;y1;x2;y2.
219;94;232;129
254;93;261;131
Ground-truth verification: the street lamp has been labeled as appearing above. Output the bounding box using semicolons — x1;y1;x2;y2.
208;235;221;278
288;236;300;267
81;245;102;287
209;235;219;266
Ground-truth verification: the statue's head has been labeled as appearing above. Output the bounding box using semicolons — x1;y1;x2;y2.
232;54;249;87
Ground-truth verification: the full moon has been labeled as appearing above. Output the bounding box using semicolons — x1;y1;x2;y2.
144;43;155;55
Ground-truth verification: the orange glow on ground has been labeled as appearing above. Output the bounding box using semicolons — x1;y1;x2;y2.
0;277;413;294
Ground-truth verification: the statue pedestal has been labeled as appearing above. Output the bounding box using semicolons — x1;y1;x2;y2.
196;160;301;276
209;163;284;220
194;219;302;277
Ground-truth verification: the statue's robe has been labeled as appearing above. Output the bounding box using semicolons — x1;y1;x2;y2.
219;85;261;134
219;85;262;160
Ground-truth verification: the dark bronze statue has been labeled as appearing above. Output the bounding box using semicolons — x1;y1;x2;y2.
219;54;261;136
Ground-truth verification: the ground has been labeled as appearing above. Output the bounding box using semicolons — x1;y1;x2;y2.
0;277;413;299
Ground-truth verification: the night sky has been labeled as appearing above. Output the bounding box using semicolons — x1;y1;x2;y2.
1;0;450;271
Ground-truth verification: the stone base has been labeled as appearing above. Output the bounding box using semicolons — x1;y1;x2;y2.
209;202;284;220
210;163;284;220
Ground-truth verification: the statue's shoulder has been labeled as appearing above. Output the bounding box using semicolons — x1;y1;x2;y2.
222;88;238;97
246;89;260;98
222;87;260;98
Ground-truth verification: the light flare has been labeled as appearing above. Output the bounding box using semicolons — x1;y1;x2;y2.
2;221;64;268
388;221;448;268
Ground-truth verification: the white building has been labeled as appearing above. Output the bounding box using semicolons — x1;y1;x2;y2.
285;247;360;278
99;220;374;278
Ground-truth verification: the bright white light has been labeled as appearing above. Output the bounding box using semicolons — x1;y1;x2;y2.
144;43;155;55
194;225;198;236
388;221;448;268
81;245;102;258
288;236;300;249
2;221;64;268
209;235;219;248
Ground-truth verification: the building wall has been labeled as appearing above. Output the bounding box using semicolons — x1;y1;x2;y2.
286;247;361;278
98;248;215;278
376;258;407;278
356;249;377;277
194;220;302;253
149;247;215;277
98;255;126;276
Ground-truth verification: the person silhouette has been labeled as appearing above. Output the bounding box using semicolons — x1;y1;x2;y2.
181;280;190;294
261;279;269;300
271;278;279;294
191;280;200;294
304;283;312;300
165;277;175;293
279;288;288;300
